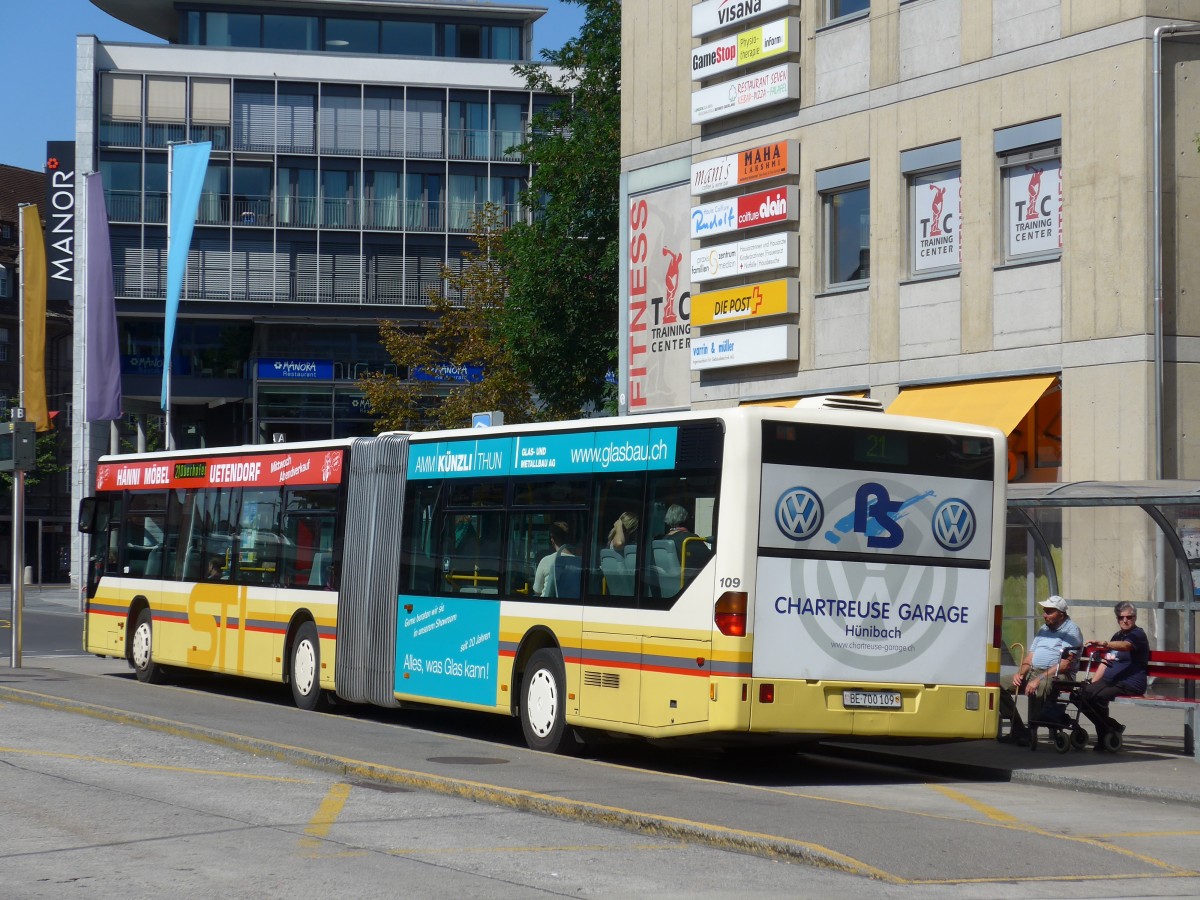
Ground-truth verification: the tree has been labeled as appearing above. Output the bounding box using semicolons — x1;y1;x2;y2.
502;0;621;416
361;204;540;431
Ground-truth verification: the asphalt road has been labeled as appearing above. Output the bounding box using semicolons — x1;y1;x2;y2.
3;603;1200;897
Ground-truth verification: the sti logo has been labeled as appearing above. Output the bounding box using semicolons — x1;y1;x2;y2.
852;482;904;549
932;498;976;551
775;487;824;541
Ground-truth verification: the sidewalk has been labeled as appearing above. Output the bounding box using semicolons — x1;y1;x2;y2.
3;583;81;612
822;700;1200;806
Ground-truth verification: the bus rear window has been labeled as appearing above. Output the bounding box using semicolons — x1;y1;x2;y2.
763;421;993;480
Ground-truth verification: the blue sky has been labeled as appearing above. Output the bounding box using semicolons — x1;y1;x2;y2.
0;0;586;172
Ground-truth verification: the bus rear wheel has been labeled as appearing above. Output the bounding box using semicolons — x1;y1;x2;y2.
520;648;577;754
290;621;326;711
130;607;167;684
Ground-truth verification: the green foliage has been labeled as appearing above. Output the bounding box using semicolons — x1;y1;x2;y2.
362;204;541;431
502;0;621;416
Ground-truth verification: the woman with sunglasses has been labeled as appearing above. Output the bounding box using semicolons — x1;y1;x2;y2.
1073;602;1150;751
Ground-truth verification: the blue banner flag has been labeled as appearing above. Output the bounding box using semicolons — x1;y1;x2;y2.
161;141;211;409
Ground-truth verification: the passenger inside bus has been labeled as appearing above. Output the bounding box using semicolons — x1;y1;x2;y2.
533;521;575;598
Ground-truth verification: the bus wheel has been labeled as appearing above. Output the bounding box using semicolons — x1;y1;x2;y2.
290;621;326;711
520;648;576;754
130;608;167;684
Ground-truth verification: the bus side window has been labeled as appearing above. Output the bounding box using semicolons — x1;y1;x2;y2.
400;482;440;595
282;486;338;589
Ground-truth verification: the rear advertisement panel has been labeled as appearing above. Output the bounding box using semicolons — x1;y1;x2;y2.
754;464;994;684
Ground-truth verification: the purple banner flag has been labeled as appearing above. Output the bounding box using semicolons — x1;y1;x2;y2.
85;173;122;421
162;141;211;409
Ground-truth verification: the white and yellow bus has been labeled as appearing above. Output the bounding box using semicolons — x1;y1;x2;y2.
79;402;1005;752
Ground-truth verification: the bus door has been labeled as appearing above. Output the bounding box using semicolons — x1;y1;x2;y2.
79;494;124;656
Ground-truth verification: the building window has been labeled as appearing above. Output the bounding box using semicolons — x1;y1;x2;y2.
902;140;961;278
0;264;9;299
828;0;870;24
996;118;1062;264
818;161;870;289
0;327;9;362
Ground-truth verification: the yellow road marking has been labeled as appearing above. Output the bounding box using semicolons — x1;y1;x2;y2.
390;843;686;856
929;784;1019;823
300;782;352;851
0;745;308;782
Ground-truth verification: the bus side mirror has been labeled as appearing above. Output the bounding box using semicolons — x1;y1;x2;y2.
78;498;97;534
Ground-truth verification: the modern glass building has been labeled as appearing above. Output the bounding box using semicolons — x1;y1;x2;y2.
70;0;554;584
74;0;552;446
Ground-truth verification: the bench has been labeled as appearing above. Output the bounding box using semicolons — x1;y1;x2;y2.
1112;651;1200;760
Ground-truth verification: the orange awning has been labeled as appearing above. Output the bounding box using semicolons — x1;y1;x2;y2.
886;375;1056;436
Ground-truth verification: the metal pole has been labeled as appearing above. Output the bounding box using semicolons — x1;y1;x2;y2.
165;143;174;451
1151;23;1200;650
10;204;32;668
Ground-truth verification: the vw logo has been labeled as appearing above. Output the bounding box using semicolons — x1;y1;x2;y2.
932;498;976;551
775;487;824;541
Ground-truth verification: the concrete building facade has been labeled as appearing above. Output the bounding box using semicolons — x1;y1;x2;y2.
619;1;1200;639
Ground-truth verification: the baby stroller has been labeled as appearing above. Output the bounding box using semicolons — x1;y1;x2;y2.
1026;646;1102;753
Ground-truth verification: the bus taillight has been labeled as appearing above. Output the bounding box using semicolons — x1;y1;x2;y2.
714;591;748;636
992;604;1003;648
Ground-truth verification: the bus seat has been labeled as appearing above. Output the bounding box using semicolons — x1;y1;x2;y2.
600;549;633;595
554;554;582;600
145;546;162;579
653;540;682;595
309;551;330;587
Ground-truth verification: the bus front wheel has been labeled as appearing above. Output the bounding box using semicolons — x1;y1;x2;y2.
290;621;326;711
130;608;167;684
520;648;576;754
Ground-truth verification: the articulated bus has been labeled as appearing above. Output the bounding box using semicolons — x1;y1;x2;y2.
78;403;1005;752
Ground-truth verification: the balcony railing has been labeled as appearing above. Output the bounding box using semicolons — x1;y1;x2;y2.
276;197;318;228
322;197;359;229
448;201;525;231
104;190;142;223
233;197;273;227
448;128;491;161
403;200;443;231
362;198;404;231
99;119;141;148
146;121;187;149
492;129;525;162
191;124;230;151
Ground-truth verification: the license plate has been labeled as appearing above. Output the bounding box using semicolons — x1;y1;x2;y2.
842;690;902;710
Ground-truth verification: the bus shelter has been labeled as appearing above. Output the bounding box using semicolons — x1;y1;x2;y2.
1006;481;1200;755
1007;480;1200;658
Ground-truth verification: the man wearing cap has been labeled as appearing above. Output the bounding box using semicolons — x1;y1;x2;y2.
998;595;1084;745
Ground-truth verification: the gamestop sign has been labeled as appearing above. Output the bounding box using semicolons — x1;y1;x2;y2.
691;64;798;124
691;186;796;239
693;0;796;37
691;18;796;81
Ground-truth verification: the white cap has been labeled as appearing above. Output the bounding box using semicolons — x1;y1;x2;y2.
1039;595;1068;613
